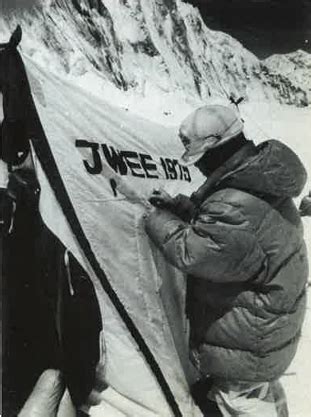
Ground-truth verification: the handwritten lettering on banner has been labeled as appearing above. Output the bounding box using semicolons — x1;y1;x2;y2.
75;140;191;182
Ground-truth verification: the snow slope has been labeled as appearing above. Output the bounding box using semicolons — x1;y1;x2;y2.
265;50;311;102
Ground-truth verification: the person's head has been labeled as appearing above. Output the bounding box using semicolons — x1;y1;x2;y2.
179;104;247;176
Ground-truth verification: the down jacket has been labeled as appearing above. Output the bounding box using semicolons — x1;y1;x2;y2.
145;139;309;382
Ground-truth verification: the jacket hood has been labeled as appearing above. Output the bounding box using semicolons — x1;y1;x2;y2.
223;140;307;198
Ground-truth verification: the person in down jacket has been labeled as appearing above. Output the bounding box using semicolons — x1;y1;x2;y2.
144;105;309;417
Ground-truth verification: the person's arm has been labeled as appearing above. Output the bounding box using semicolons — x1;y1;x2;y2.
145;200;265;283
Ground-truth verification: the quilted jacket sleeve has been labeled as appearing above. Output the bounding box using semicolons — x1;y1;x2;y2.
144;199;266;283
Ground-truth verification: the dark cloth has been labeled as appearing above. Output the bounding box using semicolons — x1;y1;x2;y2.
145;139;308;382
2;169;103;415
2;179;60;416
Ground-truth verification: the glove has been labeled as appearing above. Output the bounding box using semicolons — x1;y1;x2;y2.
149;189;174;210
148;189;195;222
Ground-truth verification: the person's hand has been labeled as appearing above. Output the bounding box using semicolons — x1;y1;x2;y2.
18;370;76;417
149;189;174;210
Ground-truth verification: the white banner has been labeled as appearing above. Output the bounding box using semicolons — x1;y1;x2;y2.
24;54;203;417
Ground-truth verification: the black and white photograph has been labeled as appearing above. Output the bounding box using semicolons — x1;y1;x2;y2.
1;0;310;416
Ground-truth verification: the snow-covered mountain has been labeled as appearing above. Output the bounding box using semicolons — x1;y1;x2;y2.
265;50;311;102
0;0;309;110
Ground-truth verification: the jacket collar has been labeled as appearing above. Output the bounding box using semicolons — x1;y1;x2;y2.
191;141;258;206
